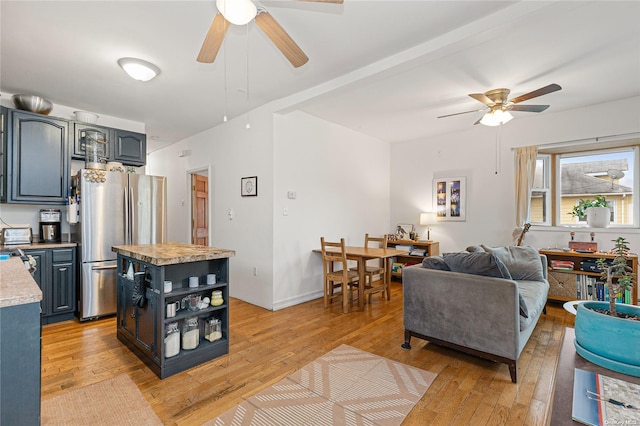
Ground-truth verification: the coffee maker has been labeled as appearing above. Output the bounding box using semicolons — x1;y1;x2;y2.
39;209;61;243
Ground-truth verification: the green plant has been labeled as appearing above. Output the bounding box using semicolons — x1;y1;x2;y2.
568;195;609;218
596;237;635;317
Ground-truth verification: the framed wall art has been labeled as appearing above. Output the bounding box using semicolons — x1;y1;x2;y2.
433;177;466;221
241;176;258;197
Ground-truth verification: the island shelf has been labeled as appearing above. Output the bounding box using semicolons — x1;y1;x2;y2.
112;242;235;379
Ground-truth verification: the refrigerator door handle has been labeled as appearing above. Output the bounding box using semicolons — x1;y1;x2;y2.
91;265;118;271
124;186;130;245
129;186;135;244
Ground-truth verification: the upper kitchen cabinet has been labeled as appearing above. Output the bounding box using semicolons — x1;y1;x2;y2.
71;122;111;162
113;129;146;166
0;107;7;202
5;110;69;204
71;123;146;166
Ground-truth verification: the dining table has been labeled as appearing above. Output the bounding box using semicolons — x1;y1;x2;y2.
313;245;409;312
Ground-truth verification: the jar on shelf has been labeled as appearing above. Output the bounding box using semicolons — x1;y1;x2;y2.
204;318;222;342
182;317;200;350
164;322;180;358
211;290;224;306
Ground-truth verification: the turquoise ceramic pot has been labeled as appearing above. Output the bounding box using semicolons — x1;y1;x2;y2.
574;301;640;377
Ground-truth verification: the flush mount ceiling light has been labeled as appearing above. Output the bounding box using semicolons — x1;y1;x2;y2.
216;0;257;25
479;109;514;127
118;58;161;82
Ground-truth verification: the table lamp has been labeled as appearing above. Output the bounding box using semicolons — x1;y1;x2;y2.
419;212;437;241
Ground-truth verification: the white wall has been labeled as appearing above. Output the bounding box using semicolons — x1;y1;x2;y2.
147;105;276;309
272;111;390;309
390;96;640;254
148;107;391;311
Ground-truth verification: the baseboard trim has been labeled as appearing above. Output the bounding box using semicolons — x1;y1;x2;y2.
272;290;323;311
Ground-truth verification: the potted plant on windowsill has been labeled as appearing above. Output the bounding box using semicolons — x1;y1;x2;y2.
574;237;640;376
568;195;610;228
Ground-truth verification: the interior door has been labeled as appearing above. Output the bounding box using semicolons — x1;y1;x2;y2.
191;174;208;245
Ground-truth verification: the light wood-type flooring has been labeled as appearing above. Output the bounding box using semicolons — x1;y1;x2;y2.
40;281;574;425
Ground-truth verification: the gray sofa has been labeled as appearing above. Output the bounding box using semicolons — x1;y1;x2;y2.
401;245;549;383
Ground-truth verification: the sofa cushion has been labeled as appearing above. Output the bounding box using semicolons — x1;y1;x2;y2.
517;280;549;330
422;256;450;271
442;252;512;279
481;245;545;282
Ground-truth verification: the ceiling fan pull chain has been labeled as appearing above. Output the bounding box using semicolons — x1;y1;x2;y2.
245;23;251;130
223;19;228;123
495;125;501;175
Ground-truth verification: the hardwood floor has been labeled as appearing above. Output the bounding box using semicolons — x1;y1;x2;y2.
40;281;574;425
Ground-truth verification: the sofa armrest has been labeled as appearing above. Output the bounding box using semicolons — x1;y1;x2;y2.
403;265;521;359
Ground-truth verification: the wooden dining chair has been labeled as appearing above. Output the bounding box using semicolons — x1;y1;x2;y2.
320;237;360;313
354;233;389;303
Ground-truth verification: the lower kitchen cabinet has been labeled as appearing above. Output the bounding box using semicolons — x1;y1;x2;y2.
0;301;41;425
24;246;76;324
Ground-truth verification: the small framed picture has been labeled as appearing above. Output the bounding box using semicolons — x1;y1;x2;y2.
241;176;257;197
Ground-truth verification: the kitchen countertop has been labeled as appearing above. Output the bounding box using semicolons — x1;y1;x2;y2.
2;242;77;250
0;257;42;308
112;242;235;266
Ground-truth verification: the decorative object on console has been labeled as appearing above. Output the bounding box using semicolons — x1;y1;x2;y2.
419;212;437;241
395;224;414;240
241;176;257;197
433;177;466;221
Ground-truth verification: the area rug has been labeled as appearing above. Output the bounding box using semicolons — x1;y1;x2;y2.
205;344;437;426
41;374;162;426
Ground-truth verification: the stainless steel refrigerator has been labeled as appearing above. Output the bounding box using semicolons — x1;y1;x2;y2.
74;170;166;320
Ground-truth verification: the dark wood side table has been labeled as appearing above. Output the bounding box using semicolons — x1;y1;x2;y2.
550;327;640;425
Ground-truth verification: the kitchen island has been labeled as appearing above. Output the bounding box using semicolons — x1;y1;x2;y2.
0;256;42;425
112;242;235;378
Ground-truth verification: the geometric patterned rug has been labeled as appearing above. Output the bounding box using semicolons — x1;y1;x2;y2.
204;344;437;426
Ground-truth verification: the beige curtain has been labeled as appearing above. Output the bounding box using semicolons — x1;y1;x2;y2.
514;145;538;227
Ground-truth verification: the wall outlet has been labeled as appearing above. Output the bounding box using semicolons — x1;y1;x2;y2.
283;207;289;216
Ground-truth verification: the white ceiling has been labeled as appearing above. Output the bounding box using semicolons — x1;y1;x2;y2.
2;1;639;153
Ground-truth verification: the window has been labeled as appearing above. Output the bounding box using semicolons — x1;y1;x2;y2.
530;155;551;225
531;146;637;227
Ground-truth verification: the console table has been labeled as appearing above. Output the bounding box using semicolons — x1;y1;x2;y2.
550;327;640;425
386;240;439;278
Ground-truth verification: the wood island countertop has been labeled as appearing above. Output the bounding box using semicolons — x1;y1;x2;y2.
112;242;235;266
0;257;42;308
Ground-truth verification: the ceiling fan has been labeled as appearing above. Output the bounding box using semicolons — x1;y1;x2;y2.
438;83;562;126
197;0;343;68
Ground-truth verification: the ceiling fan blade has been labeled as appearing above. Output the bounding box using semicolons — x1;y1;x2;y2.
438;108;486;119
510;83;562;104
469;93;495;106
197;13;230;63
510;104;550;113
255;11;309;68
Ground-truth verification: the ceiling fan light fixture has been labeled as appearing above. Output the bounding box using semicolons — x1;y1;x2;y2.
118;58;160;82
480;109;513;126
216;0;257;25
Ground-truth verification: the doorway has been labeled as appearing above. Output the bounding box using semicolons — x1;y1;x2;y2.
190;172;209;245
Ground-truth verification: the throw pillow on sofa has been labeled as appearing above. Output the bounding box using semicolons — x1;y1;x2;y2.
481;245;545;282
442;252;512;279
422;256;450;271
